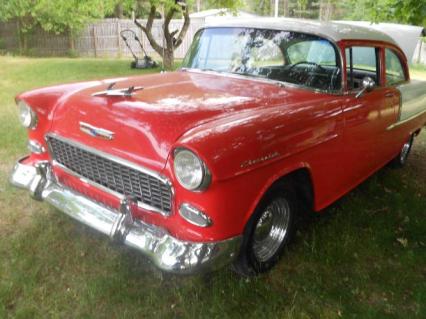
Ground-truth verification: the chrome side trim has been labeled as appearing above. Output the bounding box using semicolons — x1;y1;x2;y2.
386;81;426;131
9;158;241;274
45;133;174;216
397;81;426;122
387;109;426;131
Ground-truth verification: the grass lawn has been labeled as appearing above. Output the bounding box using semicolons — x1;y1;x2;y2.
410;64;426;81
0;56;425;318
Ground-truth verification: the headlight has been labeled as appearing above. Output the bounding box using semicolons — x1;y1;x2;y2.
173;148;211;191
17;100;38;129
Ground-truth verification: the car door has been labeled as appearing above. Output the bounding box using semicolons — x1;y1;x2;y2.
341;44;396;189
382;47;410;150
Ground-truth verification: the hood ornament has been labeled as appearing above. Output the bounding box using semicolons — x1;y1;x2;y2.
92;82;144;97
80;122;115;140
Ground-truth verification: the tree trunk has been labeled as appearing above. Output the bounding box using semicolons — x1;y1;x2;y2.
163;49;174;70
283;0;289;16
115;3;124;19
22;35;27;54
68;28;75;51
319;1;333;21
196;0;201;12
17;19;24;54
134;2;190;70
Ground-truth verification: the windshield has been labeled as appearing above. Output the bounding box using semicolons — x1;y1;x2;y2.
182;27;342;92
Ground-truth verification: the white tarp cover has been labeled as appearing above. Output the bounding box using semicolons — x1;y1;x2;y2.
336;21;425;61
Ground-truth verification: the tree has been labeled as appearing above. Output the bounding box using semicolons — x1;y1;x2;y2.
134;1;189;70
0;0;117;52
33;0;116;50
371;0;426;27
134;0;242;70
109;0;150;19
339;0;426;27
0;0;38;53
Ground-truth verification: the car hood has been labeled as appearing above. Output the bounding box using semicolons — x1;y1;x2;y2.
49;70;320;172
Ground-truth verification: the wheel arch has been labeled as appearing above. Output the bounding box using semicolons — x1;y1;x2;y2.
242;164;315;226
414;128;422;136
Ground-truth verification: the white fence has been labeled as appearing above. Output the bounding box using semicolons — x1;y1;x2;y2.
76;18;205;58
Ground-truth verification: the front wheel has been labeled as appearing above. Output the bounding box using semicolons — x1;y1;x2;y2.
233;185;297;276
390;134;414;168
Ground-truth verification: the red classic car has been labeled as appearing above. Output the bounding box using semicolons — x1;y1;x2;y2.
10;19;426;275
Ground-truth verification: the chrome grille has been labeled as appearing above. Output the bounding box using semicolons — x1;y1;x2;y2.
46;135;172;215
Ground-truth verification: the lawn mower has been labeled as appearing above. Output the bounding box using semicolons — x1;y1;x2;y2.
120;29;157;69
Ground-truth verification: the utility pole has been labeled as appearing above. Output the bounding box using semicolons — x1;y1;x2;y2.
274;0;279;17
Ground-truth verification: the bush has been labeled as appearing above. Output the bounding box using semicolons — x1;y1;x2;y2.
67;49;79;58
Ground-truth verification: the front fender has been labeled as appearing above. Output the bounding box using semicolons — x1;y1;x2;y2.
177;99;342;182
166;97;343;239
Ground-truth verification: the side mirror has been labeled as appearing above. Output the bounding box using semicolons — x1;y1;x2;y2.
355;77;375;98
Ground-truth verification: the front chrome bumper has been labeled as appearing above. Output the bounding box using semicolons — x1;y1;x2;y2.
10;157;241;274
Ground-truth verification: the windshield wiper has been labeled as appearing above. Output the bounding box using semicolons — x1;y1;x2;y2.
92;82;144;97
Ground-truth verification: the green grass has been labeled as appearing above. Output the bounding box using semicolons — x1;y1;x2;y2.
410;64;426;80
0;57;425;318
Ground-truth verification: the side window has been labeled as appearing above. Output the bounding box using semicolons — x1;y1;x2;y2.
385;49;406;85
288;40;337;66
345;46;380;90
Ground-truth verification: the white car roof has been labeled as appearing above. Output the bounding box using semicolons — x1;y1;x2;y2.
205;18;398;46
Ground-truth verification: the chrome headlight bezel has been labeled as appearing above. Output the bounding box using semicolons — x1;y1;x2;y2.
17;100;38;129
173;148;211;191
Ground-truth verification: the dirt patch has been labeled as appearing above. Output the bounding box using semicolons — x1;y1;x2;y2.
407;131;426;194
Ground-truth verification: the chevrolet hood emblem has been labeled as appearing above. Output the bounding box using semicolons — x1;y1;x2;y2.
79;122;115;140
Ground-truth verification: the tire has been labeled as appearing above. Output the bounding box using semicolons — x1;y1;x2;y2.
233;183;298;276
390;134;414;168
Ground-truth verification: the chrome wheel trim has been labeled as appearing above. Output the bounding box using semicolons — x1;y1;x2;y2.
252;198;290;263
400;137;412;164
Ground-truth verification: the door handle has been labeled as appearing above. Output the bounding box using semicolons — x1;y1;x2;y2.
385;92;394;98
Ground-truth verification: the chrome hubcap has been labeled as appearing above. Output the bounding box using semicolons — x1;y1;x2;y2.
253;198;290;262
400;137;412;164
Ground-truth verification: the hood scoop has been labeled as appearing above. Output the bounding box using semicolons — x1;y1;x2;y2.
92;82;144;97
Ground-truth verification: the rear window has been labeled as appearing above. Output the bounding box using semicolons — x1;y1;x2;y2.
385;49;406;85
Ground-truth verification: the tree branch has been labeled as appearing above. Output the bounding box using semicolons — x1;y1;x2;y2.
134;5;164;56
174;4;190;48
146;5;156;31
163;6;177;50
